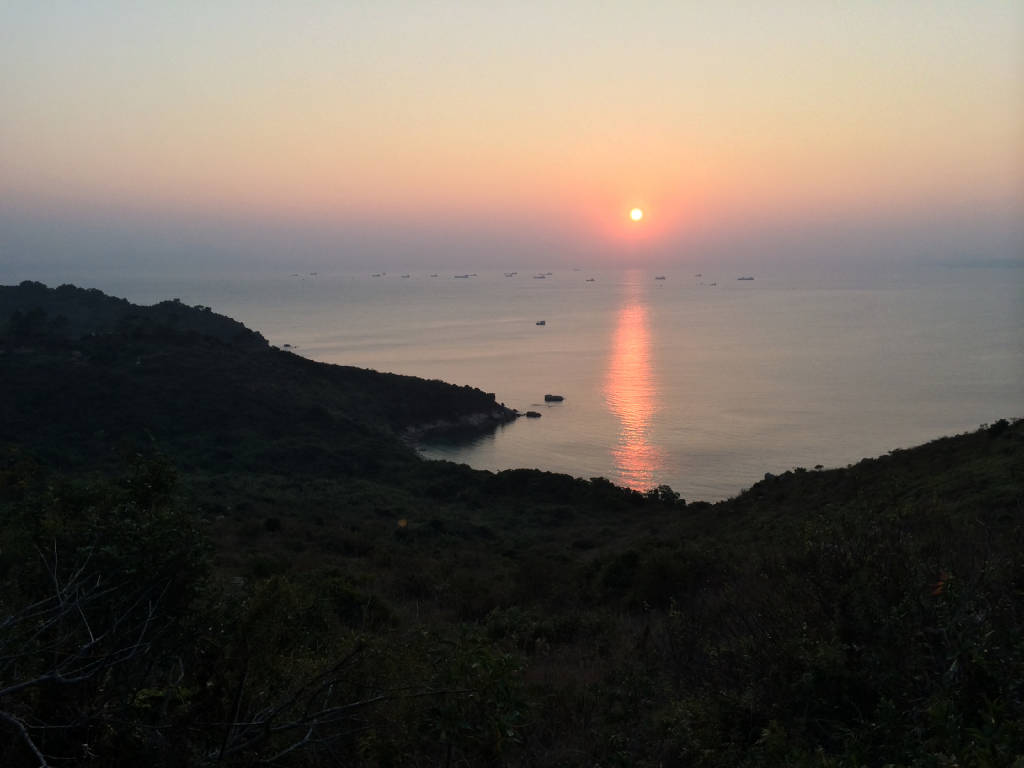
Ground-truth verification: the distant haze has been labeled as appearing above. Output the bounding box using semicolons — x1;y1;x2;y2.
2;2;1022;276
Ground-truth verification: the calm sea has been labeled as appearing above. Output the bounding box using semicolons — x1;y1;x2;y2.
17;262;1023;501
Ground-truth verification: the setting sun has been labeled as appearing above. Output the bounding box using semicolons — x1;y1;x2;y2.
630;208;643;222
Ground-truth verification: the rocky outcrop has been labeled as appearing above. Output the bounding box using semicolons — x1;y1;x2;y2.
403;407;519;443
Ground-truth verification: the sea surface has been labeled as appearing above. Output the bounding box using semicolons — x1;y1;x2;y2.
14;262;1023;501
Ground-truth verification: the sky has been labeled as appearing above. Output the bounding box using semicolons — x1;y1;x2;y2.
1;1;1022;273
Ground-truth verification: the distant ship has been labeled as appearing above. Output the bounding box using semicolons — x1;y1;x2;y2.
533;274;546;279
536;320;546;326
655;275;666;280
737;276;755;281
544;394;564;402
585;277;595;282
401;274;410;278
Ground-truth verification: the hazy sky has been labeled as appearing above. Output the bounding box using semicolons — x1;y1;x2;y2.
1;1;1022;272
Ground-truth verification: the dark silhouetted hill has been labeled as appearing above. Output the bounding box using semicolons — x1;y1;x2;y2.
1;281;515;474
1;280;1021;767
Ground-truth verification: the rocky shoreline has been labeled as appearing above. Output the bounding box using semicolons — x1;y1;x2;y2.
402;405;520;444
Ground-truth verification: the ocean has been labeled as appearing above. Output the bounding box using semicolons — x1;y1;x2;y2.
14;261;1023;501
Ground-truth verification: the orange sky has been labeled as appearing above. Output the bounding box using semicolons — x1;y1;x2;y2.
1;2;1021;268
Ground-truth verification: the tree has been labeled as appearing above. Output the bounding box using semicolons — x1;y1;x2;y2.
0;453;204;766
0;547;161;766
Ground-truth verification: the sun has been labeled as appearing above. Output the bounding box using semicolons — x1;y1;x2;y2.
629;207;643;222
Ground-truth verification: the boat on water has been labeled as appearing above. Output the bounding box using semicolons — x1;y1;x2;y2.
453;274;470;278
401;274;410;278
544;394;564;402
655;275;666;280
737;276;754;281
536;320;546;326
585;277;595;282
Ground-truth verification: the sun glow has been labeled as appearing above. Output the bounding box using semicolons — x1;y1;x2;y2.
604;277;662;489
630;207;644;222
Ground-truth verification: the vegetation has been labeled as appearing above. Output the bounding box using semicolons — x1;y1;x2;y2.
2;281;1022;766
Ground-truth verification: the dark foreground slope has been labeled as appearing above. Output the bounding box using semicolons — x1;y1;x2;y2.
1;282;1022;767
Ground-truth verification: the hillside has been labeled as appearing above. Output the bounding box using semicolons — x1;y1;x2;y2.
1;281;1021;767
1;281;516;473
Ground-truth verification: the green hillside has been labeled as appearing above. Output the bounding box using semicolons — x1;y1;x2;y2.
1;282;1021;767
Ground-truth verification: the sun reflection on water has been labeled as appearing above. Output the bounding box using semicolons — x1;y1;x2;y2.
604;283;662;490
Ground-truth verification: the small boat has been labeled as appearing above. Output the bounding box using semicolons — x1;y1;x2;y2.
453;274;470;278
655;275;666;280
737;276;754;281
371;273;381;277
536;320;546;326
401;274;410;278
544;394;564;402
585;277;595;282
533;274;546;279
429;273;438;277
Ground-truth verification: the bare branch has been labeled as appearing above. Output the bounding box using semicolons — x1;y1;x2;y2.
0;550;170;766
0;710;51;768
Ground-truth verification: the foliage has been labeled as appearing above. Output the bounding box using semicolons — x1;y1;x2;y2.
2;282;1023;765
